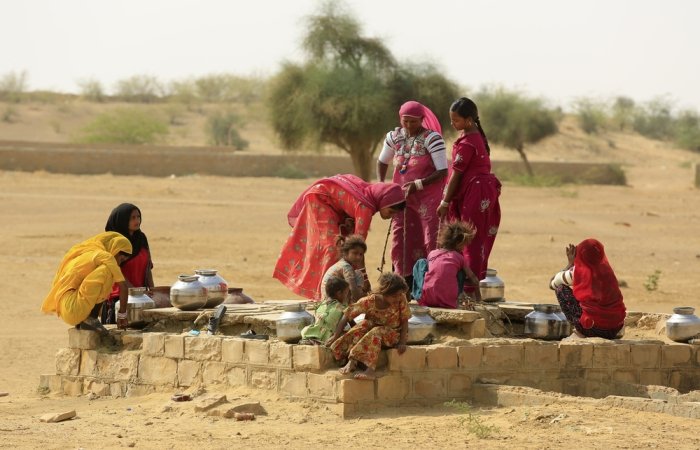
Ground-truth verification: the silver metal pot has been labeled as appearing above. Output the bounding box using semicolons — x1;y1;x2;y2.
170;275;208;311
275;303;314;343
524;304;569;340
407;306;436;344
480;268;505;302
195;269;228;308
127;287;155;328
666;307;700;342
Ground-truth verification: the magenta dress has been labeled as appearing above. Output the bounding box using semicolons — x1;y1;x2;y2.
447;132;502;281
418;249;470;309
380;127;447;276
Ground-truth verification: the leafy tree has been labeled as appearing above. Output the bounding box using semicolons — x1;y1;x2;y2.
610;96;635;131
77;78;106;102
206;110;249;149
632;96;675;140
0;70;28;102
573;98;607;134
114;75;164;103
475;87;559;176
267;1;458;179
77;108;168;144
673;110;700;152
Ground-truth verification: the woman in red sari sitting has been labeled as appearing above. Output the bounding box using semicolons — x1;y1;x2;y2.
273;174;405;300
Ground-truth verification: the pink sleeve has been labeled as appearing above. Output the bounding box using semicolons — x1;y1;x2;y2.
460;251;471;270
352;203;374;238
452;140;475;173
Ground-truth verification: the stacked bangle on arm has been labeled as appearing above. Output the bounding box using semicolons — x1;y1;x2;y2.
414;179;424;191
440;199;450;208
117;311;128;320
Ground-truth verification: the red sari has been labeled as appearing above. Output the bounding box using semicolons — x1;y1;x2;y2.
447;132;502;280
273;175;403;300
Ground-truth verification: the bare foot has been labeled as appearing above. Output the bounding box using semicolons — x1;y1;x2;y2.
354;367;376;380
338;359;357;375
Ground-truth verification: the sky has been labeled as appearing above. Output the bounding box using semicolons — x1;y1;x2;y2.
2;0;698;110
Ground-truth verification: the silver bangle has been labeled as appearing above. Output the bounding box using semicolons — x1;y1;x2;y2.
117;312;128;320
414;179;424;191
440;200;449;208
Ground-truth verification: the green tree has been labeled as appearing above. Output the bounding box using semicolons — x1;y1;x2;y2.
0;70;28;102
206;110;249;149
114;75;164;103
633;97;675;140
77;108;168;144
77;78;106;102
673;110;700;152
573;98;607;134
475;87;559;176
610;96;635;131
267;1;458;179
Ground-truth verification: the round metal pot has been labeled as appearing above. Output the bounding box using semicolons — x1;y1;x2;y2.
275;303;314;343
195;269;228;308
407;306;436;344
148;286;171;308
170;275;208;311
479;268;505;302
524;304;569;340
127;287;155;328
666;307;700;342
224;287;255;304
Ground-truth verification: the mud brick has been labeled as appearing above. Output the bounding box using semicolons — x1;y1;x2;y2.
249;369;277;390
376;375;410;401
465;318;487;338
558;342;593;368
269;342;293;368
226;365;247;387
83;378;111;396
95;352;139;381
177;360;202;387
56;348;81;376
279;371;307;397
592;343;630;368
639;369;669;386
110;382;125;397
120;331;143;350
482;344;523;368
585;368;612;382
126;384;155;397
426;346;458;369
138;356;177;385
412;373;447;399
142;332;165;356
629;343;661;368
221;338;245;363
387;347;426;371
523;341;559;369
39;374;63;393
193;394;227;412
68;327;99;350
338;379;375;402
661;344;692;368
61;376;83;396
457;344;483;368
613;369;639;384
202;362;228;385
308;372;336;398
448;373;472;397
79;350;97;376
244;340;270;365
293;344;333;370
164;335;185;359
670;370;700;392
184;335;222;361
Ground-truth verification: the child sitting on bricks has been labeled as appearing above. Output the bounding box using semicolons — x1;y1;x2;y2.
300;276;351;344
325;272;410;380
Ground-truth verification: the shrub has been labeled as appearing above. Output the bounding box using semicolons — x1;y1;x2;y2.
610;96;635;131
673;110;700;152
206;111;249;149
633;97;675;140
574;98;608;134
77;78;106;102
0;70;28;102
114;75;164;103
77;108;168;144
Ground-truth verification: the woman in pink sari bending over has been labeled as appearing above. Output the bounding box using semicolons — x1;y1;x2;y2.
273;174;405;300
377;101;447;284
437;97;502;283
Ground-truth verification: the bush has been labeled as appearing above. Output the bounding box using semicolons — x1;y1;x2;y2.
77;78;106;102
206;111;249;149
114;75;164;103
633;97;675;140
77;108;168;144
574;98;608;134
610;96;635;131
673;110;700;152
0;70;28;102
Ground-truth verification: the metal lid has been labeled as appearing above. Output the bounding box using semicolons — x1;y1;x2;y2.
283;303;305;312
178;274;199;282
195;269;218;276
673;306;696;315
128;287;147;296
485;268;497;276
533;304;560;314
410;305;429;315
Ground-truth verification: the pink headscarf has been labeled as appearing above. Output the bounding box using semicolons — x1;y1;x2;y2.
399;101;442;134
287;174;404;227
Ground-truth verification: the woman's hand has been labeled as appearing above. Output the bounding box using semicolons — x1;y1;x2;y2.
437;204;448;219
566;244;576;267
402;181;416;197
325;335;338;347
396;343;407;354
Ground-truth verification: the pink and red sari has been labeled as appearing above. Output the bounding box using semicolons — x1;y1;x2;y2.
447;132;502;281
273;174;403;300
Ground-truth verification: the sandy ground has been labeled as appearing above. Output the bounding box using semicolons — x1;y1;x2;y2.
1;129;700;448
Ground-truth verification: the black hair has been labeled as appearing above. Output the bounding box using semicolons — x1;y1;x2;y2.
335;234;367;254
450;97;491;155
375;272;408;296
389;201;407;211
325;276;349;300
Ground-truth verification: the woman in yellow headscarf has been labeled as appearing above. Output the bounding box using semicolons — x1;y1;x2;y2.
41;232;132;329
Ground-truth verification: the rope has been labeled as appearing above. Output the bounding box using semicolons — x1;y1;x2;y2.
377;218;392;273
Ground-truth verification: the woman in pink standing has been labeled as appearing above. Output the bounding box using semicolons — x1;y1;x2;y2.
377;101;447;284
437;97;501;283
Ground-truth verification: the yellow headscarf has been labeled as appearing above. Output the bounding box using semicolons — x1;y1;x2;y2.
42;233;132;315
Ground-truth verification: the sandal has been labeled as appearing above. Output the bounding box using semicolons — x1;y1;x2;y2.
240;330;269;340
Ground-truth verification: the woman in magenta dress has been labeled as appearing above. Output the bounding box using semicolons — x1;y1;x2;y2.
273;174;405;300
377;101;447;281
437;97;501;282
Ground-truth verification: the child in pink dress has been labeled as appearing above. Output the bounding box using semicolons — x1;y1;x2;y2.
418;221;482;309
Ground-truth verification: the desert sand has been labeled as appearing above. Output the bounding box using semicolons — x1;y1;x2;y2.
1;124;700;448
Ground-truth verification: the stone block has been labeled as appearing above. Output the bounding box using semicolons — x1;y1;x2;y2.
95;352;139;381
177;360;202;387
387;347;426;371
193;394;227;412
164;335;185;359
308;372;336;398
338;379;375;403
222;401;267;417
585;368;612;382
482;344;523;369
249;369;277;390
40;410;76;423
83;378;111;396
448;373;472;397
226;366;247;387
279;371;307;397
68;328;99;350
613;369;639;384
138;356;177;386
457;344;483;368
523;342;559;369
661;344;692;368
126;384;155;397
142;332;165;356
184;335;222;361
293;345;333;370
669;370;700;392
39;374;63;393
412;373;447;399
426;346;458;369
202;362;228;385
120;332;143;351
465;318;487;339
56;348;81;376
592;343;630;368
558;342;593;368
61;376;83;396
110;382;125;398
222;338;245;364
376;375;410;401
639;369;669;386
245;340;270;365
630;343;661;368
79;350;98;376
269;342;293;368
